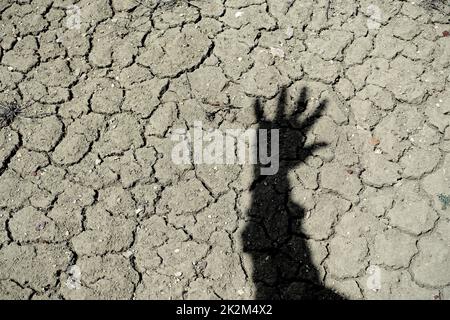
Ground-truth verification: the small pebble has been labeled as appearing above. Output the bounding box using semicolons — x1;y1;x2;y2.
122;250;133;258
270;47;285;58
285;26;294;38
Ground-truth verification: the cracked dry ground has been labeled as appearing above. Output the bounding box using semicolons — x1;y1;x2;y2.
0;0;449;300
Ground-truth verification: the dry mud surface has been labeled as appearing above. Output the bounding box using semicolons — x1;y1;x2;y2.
0;0;449;300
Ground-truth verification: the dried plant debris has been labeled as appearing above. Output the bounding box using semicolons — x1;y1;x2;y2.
0;101;25;128
137;0;189;10
419;0;450;14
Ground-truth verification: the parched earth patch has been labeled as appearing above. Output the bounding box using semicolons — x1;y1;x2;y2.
0;0;449;300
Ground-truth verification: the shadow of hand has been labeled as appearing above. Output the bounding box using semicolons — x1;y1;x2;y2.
243;86;341;300
251;86;328;184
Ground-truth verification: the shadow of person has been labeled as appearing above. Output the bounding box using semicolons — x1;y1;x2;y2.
242;87;344;300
